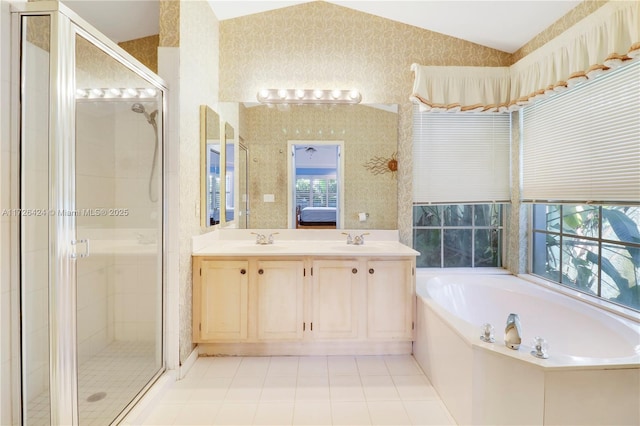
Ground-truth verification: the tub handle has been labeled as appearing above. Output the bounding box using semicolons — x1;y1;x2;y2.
352;268;358;274
369;268;374;274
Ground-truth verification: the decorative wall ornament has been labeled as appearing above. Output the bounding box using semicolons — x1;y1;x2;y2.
364;152;398;178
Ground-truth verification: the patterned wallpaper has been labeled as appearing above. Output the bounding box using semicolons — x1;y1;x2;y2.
245;104;398;230
219;0;512;244
118;35;159;73
176;0;220;364
511;0;608;63
159;0;180;47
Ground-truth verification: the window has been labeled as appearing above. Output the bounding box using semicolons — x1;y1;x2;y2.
522;60;640;202
531;204;640;310
411;108;510;268
413;204;504;268
523;61;640;311
412;107;511;204
295;177;336;208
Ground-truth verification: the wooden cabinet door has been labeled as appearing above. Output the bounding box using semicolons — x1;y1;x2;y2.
366;260;414;340
311;259;361;340
194;259;249;342
256;260;305;340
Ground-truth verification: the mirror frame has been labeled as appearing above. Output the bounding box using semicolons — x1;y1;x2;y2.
223;121;235;224
199;105;222;228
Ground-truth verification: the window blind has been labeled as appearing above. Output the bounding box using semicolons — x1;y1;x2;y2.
412;108;511;203
522;61;640;203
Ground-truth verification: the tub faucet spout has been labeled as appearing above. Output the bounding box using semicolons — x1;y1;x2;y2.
505;313;522;350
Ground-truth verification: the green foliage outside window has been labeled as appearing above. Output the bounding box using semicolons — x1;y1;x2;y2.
413;204;503;268
532;204;640;310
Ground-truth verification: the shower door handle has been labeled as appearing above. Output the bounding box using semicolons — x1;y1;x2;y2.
71;239;90;259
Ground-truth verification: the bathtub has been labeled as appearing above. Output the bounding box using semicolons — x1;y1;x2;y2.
413;271;640;426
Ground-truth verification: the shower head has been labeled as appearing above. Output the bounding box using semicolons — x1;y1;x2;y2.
131;102;158;126
131;102;146;114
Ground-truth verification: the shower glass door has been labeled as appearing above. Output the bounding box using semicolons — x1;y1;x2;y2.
20;6;165;425
74;33;163;425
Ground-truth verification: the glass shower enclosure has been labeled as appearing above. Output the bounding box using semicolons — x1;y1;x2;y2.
17;3;165;425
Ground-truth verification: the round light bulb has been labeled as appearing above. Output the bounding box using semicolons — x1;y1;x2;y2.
295;89;305;99
278;89;288;99
125;88;137;97
313;89;323;99
331;89;342;99
108;88;121;97
349;89;360;100
144;88;157;97
90;88;104;97
258;89;270;99
76;89;87;98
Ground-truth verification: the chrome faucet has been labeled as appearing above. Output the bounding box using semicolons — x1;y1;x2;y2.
251;232;278;245
505;313;522;350
353;233;370;245
342;232;370;245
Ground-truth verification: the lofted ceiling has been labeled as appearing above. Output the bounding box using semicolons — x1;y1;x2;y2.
62;0;583;53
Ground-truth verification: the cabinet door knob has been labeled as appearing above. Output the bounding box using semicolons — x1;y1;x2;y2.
352;268;358;274
258;269;264;275
240;269;246;275
369;268;375;274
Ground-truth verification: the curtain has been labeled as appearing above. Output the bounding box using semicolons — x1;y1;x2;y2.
411;1;640;113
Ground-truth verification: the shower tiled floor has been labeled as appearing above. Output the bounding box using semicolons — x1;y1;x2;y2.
134;355;456;425
26;340;159;426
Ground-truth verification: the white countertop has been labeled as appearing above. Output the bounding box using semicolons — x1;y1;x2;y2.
192;229;419;257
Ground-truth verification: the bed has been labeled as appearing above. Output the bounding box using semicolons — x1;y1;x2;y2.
296;206;337;229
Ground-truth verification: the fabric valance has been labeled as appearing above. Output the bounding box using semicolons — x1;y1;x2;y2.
410;1;640;113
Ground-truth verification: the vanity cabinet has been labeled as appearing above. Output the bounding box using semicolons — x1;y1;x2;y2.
256;260;305;340
192;251;416;354
366;259;414;340
310;259;362;340
193;259;249;341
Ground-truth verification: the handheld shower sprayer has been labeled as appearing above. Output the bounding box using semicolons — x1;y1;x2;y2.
131;102;160;202
131;102;158;125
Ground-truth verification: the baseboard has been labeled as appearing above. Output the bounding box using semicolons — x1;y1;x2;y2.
119;370;176;425
198;341;412;356
178;345;199;379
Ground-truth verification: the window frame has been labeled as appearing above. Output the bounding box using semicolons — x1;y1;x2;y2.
413;203;506;268
295;175;337;208
528;203;640;312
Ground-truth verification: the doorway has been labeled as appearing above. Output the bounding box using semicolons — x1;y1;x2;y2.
287;141;344;229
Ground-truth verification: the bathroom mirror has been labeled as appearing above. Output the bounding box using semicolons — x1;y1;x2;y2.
237;141;249;228
224;122;235;223
200;105;222;228
237;103;398;229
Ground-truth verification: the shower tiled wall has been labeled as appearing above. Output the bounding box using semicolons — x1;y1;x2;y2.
75;102;160;353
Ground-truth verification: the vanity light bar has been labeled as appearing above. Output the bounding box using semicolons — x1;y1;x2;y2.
75;87;158;100
257;88;362;104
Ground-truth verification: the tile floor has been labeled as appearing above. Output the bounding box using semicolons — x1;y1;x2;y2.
136;355;456;425
27;341;159;426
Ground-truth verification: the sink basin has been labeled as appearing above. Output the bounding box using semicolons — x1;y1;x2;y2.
330;244;387;252
228;243;286;251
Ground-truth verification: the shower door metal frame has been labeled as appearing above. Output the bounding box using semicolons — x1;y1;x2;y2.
13;2;168;424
